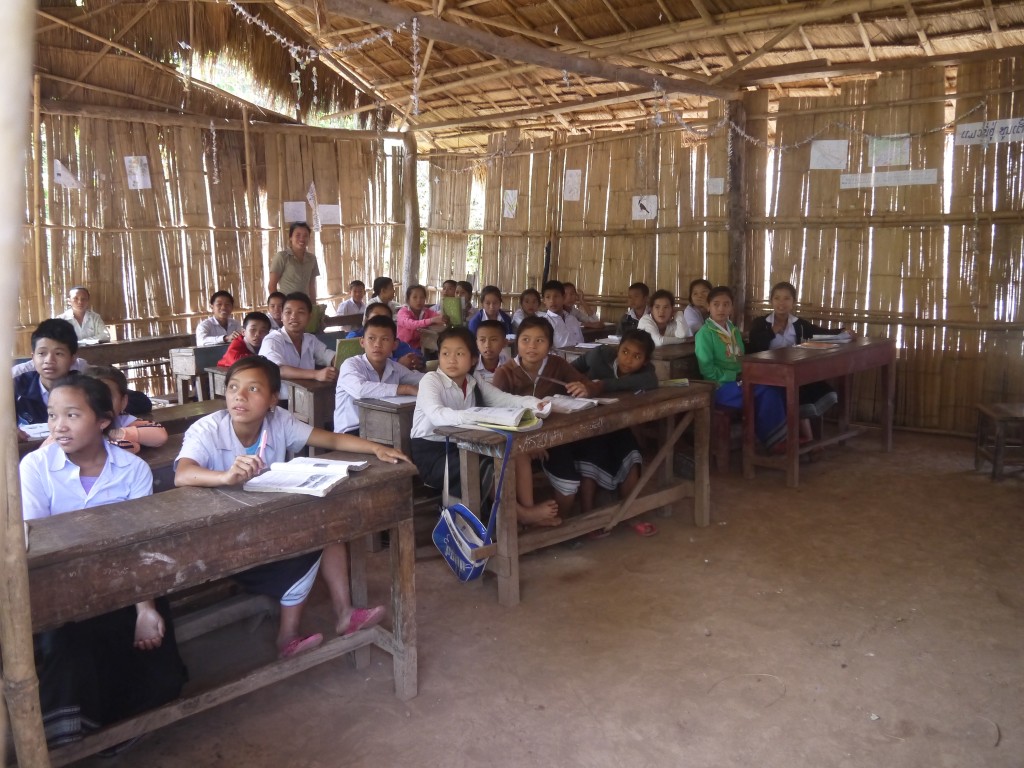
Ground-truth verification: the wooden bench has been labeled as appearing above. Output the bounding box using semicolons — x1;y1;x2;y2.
976;403;1024;480
554;341;699;382
356;397;416;458
22;454;418;765
151;399;223;434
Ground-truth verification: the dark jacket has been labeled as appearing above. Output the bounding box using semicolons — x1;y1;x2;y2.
747;315;842;354
14;370;51;426
571;345;658;393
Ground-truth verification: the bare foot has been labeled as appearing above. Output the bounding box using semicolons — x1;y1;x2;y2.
518;500;562;527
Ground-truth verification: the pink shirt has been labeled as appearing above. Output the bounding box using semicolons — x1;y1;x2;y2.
396;306;441;349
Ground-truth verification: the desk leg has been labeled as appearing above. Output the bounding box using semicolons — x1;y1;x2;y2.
176;376;188;404
349;536;371;670
881;357;895;452
993;420;1006;481
192;375;206;402
742;381;756;479
495;453;520;607
657;417;675;517
694;405;710;527
390;517;418;700
837;374;852;445
785;376;800;488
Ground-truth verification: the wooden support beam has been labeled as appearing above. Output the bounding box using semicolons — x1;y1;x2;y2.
401;132;421;288
851;11;878;61
726;99;747;324
323;0;734;98
903;0;935;56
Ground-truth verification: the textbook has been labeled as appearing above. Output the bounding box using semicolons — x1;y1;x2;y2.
812;332;853;343
548;394;599;413
243;456;368;497
463;406;543;432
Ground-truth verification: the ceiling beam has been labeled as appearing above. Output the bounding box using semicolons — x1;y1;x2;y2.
980;0;1005;48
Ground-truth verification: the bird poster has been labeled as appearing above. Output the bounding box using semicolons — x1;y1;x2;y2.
632;195;657;220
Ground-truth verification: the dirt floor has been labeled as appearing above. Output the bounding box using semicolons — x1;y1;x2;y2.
80;432;1022;768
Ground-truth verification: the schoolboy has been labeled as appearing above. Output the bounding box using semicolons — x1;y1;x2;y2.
432;279;457;312
616;282;650;336
259;292;337;397
541;279;584;349
335;280;366;318
346;303;425;371
218;311;272;368
266;291;286;330
334;315;423;435
15;319;79;433
196;290;243;346
59;285;110;342
563;282;604;329
473;319;511;384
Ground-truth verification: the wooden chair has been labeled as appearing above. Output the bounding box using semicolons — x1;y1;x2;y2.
976;403;1024;480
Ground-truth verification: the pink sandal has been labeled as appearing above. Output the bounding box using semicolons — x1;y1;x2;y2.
278;633;324;659
340;606;386;636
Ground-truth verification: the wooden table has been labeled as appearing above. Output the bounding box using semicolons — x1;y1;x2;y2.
437;385;713;606
741;338;896;487
24;455;418;765
554;341;699;382
582;323;616;343
975;403;1024;480
79;333;195;368
356;398;416;457
170;344;228;403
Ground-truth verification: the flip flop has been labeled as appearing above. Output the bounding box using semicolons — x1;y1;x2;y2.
341;605;386;636
631;521;658;537
278;633;324;659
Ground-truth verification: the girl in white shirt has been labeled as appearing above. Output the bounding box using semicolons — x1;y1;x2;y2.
638;289;691;346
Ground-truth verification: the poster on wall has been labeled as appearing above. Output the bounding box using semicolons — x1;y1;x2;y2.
318;204;342;226
809;140;849;170
839;168;938;189
563;169;581;201
707;177;725;196
53;160;83;189
869;135;911;167
954;117;1024;145
124;156;152;190
503;189;518;219
631;195;658;220
283;201;306;223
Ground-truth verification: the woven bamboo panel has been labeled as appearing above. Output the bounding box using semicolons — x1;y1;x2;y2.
424;152;473;300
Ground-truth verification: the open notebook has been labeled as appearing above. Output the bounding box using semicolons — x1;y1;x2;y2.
243;456;368;497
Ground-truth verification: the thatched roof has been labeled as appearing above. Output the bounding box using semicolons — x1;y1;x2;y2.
34;0;1024;148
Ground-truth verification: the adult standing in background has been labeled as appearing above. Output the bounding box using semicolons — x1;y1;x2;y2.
59;285;110;342
268;222;319;300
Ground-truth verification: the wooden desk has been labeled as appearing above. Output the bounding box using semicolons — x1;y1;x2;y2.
323;312;364;329
151;400;223;434
437;386;713;606
581;323;615;343
356;398;416;456
24;455;418;764
79;333;195;368
554;341;699;382
170;344;228;403
975;403;1024;480
741;338;896;487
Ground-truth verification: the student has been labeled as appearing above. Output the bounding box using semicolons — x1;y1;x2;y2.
682;279;713;335
568;328;658;534
59;286;110;343
218;311;272;368
196;290;243;346
492;316;601;520
20;376;186;749
259;292;337;397
455;281;475;319
474;319;512;384
266;291;286;330
467;285;514;335
695;286;788;452
396;284;446;350
334;315;423;435
175;357;408;657
638;289;690;346
15;319;79;433
541;280;584;349
84;366;168;453
269;222;319;299
366;276;401;314
432;279;457;313
347;303;425;372
335;280;367;318
563;282;604;329
410;327;557;526
616;282;650;336
511;288;544;330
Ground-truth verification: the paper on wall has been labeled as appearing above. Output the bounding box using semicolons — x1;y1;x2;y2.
869;135;911;167
707;177;725;196
563;169;581;201
632;195;657;220
306;182;321;231
503;189;518;219
839;168;938;189
809;140;848;170
954;117;1024;145
53;160;83;189
124;156;152;190
283;201;307;223
318;204;342;226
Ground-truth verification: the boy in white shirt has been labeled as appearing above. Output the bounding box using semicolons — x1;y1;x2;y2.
196;290;243;346
59;286;111;343
473;319;511;384
335;280;366;318
563;282;604;329
259;292;337;397
541;280;584;349
334;315;422;435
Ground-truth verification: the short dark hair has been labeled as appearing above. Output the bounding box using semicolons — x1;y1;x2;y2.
456;280;473;294
688;279;713;301
243;311;272;330
441;279;458;290
372;276;394;297
479;285;502;302
84;364;128;395
288;221;311;237
650;289;675;307
51;375;114;431
349;280;365;290
516;315;554;344
770;281;797;301
542;280;565;296
628;282;650;296
32;319;78;355
283;292;313;312
225;355;281;394
210;290;234;306
708;285;734;303
267;291;286;304
437;327;478;359
405;284;427;303
563;281;576;290
365;302;394;319
519;288;541;304
619;329;655;361
364;314;398;336
476;319;506;335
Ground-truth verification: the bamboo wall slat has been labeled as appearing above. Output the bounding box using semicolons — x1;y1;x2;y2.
424;153;472;298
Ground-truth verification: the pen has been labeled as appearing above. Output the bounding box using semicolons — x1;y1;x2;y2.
257;429;268;463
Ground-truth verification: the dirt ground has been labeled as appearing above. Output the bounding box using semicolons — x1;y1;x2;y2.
81;432;1022;768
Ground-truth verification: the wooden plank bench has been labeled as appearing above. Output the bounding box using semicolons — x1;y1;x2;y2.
24;454;418;765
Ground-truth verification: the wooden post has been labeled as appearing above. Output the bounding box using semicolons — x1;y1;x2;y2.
726;99;747;325
401;131;420;288
2;3;52;766
32;74;45;324
242;107;259;308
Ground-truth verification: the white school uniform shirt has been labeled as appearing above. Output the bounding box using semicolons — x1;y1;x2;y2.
268;316;282;331
638;312;691;346
335;298;366;317
334;355;423;434
411;369;542;442
544;309;584;349
764;312;798;349
196;315;243;346
259;329;336;397
682;305;706;336
20;440;152;520
511;308;545;330
175;407;313;473
59;309;110;343
473;349;511;384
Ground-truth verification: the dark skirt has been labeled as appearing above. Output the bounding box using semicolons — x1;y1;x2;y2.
233;551;323;606
540;444;582;497
573;429;643;490
35;598;187;748
412;436;493;505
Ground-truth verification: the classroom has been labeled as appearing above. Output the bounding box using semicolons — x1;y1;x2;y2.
1;1;1023;766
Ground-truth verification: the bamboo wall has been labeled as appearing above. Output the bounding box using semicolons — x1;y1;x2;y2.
21;110;402;356
422;153;473;295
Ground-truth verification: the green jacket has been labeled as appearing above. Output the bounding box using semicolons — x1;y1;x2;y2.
694;319;744;383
